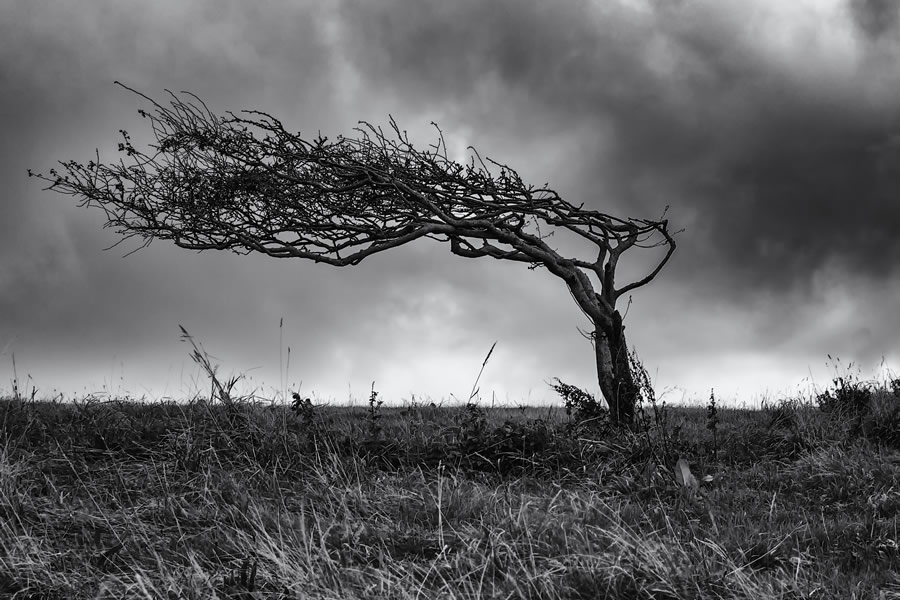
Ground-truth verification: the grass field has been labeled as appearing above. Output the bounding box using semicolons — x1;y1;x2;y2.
1;374;900;599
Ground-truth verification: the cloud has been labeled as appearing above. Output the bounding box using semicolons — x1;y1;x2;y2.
848;0;900;41
5;0;898;403
338;0;900;303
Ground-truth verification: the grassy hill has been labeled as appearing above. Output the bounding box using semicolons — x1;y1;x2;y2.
1;376;899;599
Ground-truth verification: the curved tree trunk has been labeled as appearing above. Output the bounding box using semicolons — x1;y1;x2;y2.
594;310;638;427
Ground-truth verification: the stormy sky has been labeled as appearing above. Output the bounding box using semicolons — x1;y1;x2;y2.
3;0;899;406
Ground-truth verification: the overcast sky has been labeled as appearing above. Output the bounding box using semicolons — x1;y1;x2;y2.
3;0;899;407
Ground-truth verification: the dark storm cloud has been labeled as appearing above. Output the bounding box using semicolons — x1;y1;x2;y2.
848;0;900;40
1;0;334;252
697;96;900;293
338;0;900;301
5;0;897;404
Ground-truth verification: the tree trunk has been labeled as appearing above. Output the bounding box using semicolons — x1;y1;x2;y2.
594;310;638;427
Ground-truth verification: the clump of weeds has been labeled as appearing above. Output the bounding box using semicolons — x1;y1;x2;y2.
366;383;384;441
551;378;609;434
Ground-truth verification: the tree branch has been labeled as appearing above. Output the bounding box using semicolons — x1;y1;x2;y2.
30;83;677;321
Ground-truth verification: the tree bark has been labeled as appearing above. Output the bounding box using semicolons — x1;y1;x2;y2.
594;310;638;427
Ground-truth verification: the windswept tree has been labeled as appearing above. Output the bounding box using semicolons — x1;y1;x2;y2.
30;83;677;426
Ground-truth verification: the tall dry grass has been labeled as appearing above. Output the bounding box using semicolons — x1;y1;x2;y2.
1;351;899;598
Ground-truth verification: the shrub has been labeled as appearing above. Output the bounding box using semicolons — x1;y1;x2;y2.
816;376;872;417
290;392;322;443
449;402;489;451
551;378;609;429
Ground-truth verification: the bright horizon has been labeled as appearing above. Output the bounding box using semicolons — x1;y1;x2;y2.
3;322;894;409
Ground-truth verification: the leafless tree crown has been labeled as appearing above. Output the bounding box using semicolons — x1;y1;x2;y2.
31;83;675;310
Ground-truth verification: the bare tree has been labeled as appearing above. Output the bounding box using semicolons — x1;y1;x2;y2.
30;83;677;426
